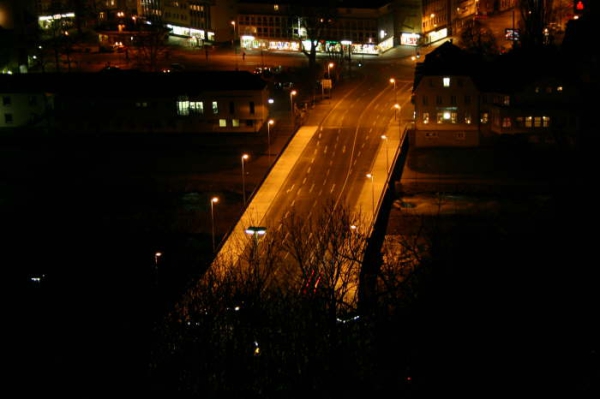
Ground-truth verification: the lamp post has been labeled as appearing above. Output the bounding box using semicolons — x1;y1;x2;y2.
327;62;334;79
245;226;267;261
366;173;375;218
231;20;238;69
267;119;274;165
241;154;249;205
289;90;297;124
390;78;397;118
394;103;401;122
381;135;389;172
210;197;219;252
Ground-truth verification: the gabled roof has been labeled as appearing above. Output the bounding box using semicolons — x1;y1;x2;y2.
413;40;578;94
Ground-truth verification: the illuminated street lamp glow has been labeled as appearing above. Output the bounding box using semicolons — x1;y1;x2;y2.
328;62;334;78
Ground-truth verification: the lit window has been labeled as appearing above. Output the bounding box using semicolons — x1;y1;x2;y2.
503;96;510;106
219;119;227;127
464;112;472;124
480;113;489;124
232;119;240;127
450;112;457;123
443;77;450;87
534;117;542;127
525;116;533;127
177;100;189;116
190;101;203;114
436;113;444;123
212;101;219;114
543;116;550;127
423;112;429;124
502;117;511;128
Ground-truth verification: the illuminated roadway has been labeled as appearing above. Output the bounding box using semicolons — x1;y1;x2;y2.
212;56;416;277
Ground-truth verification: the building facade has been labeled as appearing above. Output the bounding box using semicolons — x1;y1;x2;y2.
0;70;271;135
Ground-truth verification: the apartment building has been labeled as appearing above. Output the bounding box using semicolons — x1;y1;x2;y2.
411;40;582;148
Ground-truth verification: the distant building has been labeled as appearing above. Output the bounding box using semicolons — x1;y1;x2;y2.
0;70;271;135
411;40;582;148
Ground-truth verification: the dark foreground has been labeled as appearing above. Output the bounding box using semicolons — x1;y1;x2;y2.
3;134;598;398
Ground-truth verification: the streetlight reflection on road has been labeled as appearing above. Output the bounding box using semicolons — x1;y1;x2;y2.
211;197;219;252
241;154;249;205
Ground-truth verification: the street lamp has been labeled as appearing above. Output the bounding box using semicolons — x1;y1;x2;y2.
394;103;401;121
245;226;267;243
241;153;249;205
245;226;267;262
154;251;162;268
267;119;274;165
231;20;238;69
381;134;389;172
366;173;375;217
327;62;334;78
289;90;297;124
390;77;397;108
210;197;219;252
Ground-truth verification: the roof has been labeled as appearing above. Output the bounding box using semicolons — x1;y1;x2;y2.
0;70;269;98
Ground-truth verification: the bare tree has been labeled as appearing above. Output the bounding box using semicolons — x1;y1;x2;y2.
457;18;500;56
129;25;171;72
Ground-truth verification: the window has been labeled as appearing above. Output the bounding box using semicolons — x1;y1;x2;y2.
436;113;444;124
422;112;429;124
480;112;489;124
436;95;442;105
2;96;11;106
525;116;533;127
176;96;189;116
534;116;542;127
450;95;457;106
190;101;203;114
249;101;255;114
502;117;511;128
219;119;227;127
4;113;13;124
450;112;457;123
455;132;466;140
232;119;240;127
464;95;471;105
464;112;472;124
229;101;235;114
503;95;510;106
443;77;450;87
422;96;428;106
543;116;550;127
212;101;218;114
